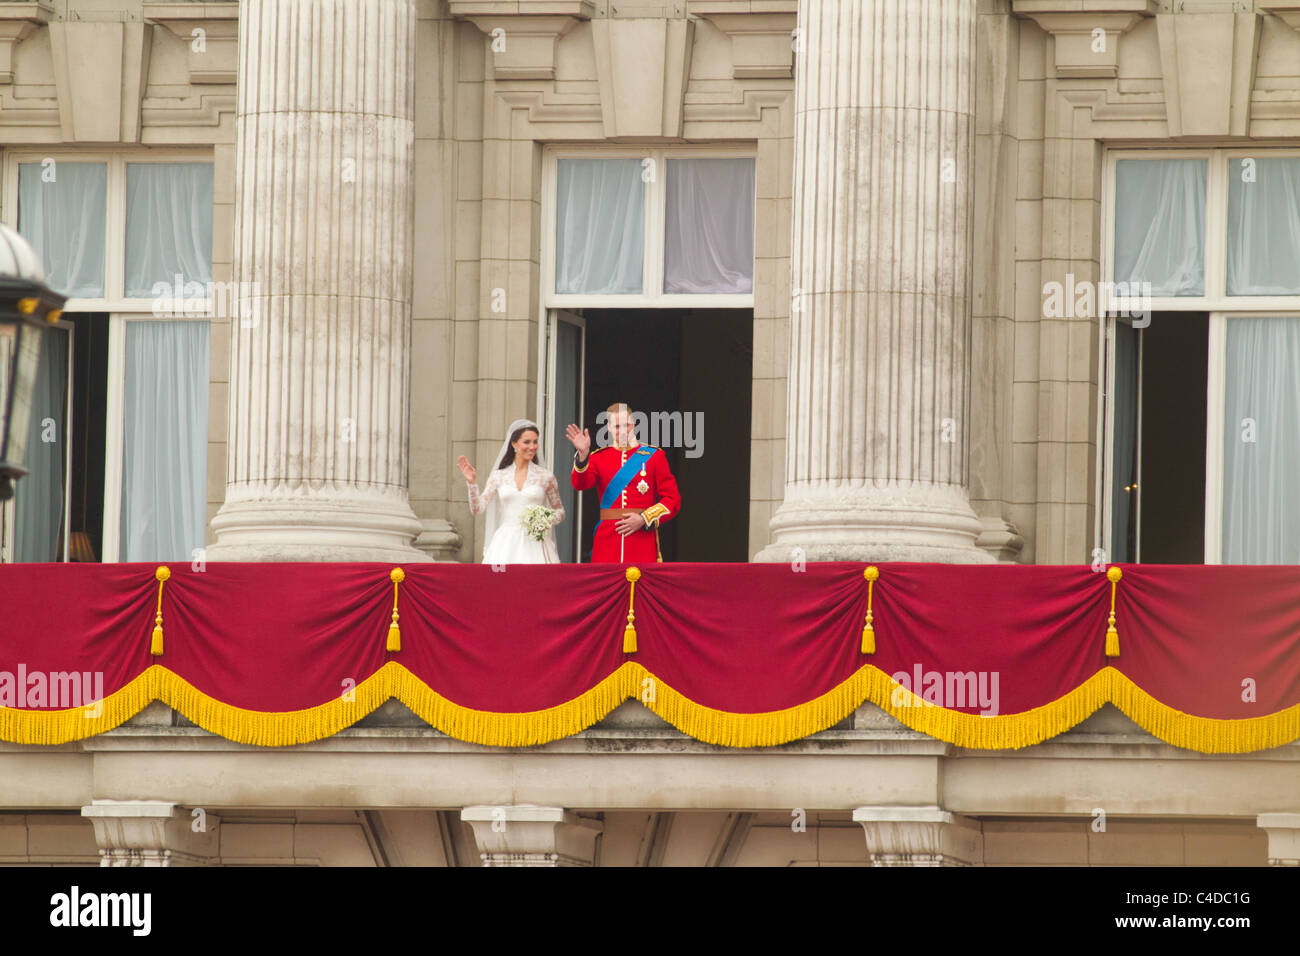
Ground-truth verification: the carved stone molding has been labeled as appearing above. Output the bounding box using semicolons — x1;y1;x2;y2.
1257;0;1300;32
1257;813;1300;866
82;801;220;867
461;806;603;866
688;1;796;79
976;516;1026;564
853;807;983;867
450;0;596;80
1156;11;1260;138
1011;0;1159;78
144;1;240;86
0;1;52;85
414;517;464;561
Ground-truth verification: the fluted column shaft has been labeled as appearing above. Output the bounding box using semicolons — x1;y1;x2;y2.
209;0;426;561
759;0;989;563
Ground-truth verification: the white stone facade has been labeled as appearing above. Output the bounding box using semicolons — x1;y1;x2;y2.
3;0;1300;863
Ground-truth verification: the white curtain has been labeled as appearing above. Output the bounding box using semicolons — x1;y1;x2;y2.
1227;157;1300;296
1113;159;1205;297
14;326;68;562
17;162;107;298
1222;317;1300;564
120;321;210;562
1109;321;1138;563
124;163;214;298
555;159;644;294
664;158;755;294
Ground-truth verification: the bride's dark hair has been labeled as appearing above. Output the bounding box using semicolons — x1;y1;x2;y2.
498;425;540;469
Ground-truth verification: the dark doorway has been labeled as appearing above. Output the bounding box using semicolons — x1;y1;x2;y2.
1112;311;1208;563
579;309;752;562
68;314;109;561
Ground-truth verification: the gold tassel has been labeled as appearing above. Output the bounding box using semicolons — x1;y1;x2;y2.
1105;566;1122;657
623;566;641;654
387;567;405;652
861;566;879;654
151;566;170;656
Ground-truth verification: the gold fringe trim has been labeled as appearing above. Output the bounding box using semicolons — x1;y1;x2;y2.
0;667;162;746
1105;668;1300;755
393;665;637;748
3;663;1300;753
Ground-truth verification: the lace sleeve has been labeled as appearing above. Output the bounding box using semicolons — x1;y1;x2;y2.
467;469;498;516
544;473;566;527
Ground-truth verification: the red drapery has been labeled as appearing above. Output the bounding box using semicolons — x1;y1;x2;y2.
1;562;1298;751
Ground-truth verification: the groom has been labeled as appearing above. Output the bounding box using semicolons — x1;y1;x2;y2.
566;403;681;563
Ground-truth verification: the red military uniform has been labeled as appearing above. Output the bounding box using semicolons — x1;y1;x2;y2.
571;443;682;563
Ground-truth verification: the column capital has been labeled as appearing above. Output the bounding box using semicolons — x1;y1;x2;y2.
853;806;983;867
461;806;602;867
81;801;219;867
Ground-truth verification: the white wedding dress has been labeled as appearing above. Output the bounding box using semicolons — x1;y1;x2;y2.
467;461;566;564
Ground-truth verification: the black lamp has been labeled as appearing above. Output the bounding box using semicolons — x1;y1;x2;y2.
0;223;66;502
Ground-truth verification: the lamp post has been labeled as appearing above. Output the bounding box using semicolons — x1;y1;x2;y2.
0;223;66;502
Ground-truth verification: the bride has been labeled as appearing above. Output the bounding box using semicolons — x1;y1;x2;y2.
458;419;566;564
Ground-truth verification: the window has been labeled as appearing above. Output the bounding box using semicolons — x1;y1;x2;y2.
17;162;107;298
10;153;213;309
115;320;210;562
1101;150;1300;564
3;151;215;563
3;322;72;562
545;148;756;308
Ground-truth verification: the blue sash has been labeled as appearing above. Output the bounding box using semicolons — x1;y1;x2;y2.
595;447;657;532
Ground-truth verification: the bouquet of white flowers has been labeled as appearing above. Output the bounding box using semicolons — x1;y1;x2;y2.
520;505;556;542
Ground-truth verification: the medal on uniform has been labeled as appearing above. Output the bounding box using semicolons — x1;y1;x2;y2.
636;479;649;494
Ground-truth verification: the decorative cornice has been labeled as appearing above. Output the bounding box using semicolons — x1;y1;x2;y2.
144;1;240;86
449;0;596;81
1011;0;1160;78
1257;0;1300;32
82;801;220;867
0;1;53;85
688;1;797;79
461;806;602;867
853;807;983;867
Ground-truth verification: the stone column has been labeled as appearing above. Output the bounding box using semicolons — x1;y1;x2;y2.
757;0;991;563
81;801;219;867
461;806;602;867
207;0;428;562
854;806;982;866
